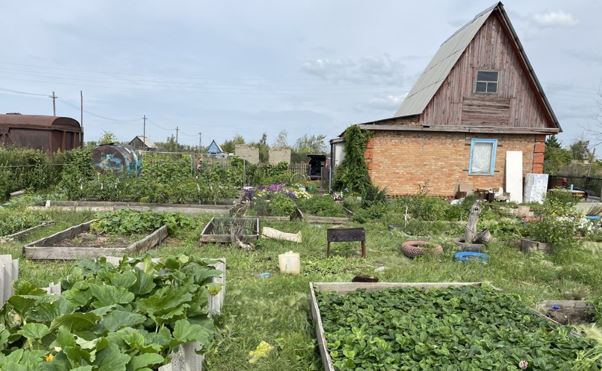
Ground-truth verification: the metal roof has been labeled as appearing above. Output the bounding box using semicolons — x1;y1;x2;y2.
0;114;80;130
395;3;497;117
130;136;156;149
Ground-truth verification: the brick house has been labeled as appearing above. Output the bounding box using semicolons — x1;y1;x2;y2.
330;2;561;197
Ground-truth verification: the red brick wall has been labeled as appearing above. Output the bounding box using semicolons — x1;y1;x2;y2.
366;131;545;196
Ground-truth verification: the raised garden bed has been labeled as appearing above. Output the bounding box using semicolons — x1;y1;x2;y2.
0;221;53;243
23;220;167;260
37;200;234;215
520;238;552;253
309;282;599;370
200;217;259;244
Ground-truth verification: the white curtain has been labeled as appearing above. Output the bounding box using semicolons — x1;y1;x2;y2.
471;142;493;174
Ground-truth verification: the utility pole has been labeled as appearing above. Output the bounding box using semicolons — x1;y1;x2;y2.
175;126;179;145
50;91;57;116
198;132;202;150
143;115;147;140
80;90;84;145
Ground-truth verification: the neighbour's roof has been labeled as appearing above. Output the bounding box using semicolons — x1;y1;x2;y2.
207;140;223;154
130;136;156;149
0;114;80;130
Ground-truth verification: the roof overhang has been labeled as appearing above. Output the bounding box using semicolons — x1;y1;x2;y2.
357;124;559;135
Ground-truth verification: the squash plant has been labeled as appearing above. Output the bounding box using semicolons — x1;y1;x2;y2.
0;254;222;370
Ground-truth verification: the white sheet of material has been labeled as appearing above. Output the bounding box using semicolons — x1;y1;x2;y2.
505;151;523;203
524;173;549;203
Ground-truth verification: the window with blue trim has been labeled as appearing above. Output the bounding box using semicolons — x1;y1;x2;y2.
469;138;497;176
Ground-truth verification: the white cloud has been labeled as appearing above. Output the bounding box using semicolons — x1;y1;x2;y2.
532;10;578;27
366;93;407;110
302;55;406;85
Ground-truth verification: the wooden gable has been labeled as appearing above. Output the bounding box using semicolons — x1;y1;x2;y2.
419;10;557;130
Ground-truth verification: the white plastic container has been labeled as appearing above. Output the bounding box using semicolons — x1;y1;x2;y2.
278;251;301;275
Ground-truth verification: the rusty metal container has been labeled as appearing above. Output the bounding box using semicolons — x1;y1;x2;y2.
0;113;82;153
92;144;141;175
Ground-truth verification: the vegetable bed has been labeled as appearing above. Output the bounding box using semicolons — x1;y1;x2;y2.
23;221;167;260
0;255;225;370
200;217;259;244
0;209;49;241
310;282;601;370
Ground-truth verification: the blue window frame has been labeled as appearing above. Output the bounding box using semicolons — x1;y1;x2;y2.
469;138;497;176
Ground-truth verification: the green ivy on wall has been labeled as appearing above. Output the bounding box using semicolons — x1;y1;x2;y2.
333;125;374;195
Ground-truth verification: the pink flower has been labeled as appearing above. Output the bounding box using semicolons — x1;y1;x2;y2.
519;360;528;369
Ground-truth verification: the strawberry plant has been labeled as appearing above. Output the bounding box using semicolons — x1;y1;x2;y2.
91;210;195;235
0;254;222;370
317;286;602;370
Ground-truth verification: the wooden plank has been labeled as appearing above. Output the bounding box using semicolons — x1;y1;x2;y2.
0;221;53;242
24;221;94;248
307;215;350;225
326;228;365;243
309;282;335;371
24;246;127;260
126;225;168;253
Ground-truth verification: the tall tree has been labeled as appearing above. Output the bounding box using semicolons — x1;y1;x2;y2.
272;130;289;149
257;133;269;163
569;140;592;161
99;131;117;145
221;134;245;154
294;134;327;154
544;136;571;175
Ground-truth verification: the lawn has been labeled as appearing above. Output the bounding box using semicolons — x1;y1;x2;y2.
2;205;602;370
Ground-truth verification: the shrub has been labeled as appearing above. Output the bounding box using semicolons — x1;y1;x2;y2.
298;195;345;217
269;193;297;216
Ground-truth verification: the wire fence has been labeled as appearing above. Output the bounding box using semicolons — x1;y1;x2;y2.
551;175;602;198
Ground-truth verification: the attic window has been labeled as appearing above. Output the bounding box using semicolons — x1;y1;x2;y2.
475;71;498;93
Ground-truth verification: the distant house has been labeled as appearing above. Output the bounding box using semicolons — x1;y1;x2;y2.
207;140;224;156
0;113;82;153
128;136;156;151
331;2;560;197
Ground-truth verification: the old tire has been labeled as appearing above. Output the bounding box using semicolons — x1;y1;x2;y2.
401;240;443;259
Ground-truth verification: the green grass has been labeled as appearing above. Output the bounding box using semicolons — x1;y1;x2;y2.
2;210;602;369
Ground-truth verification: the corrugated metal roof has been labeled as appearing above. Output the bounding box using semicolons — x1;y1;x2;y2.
394;3;498;117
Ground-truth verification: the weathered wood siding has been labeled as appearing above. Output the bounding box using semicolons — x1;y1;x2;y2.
419;13;554;129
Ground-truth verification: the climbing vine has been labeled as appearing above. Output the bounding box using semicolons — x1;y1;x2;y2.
333;125;374;195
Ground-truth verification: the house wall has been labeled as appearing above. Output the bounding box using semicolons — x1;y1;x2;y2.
365;131;545;196
419;13;554;129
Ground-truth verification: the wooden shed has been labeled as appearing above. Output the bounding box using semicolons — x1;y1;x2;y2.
0;113;82;153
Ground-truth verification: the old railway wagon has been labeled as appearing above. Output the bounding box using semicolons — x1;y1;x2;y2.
0;113;82;153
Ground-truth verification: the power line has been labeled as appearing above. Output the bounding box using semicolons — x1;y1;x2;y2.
59;98;140;123
0;86;48;97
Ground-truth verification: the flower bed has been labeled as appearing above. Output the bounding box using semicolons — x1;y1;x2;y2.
310;282;600;370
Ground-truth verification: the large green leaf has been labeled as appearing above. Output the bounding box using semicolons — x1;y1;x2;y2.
108;271;137;289
89;284;135;308
136;287;192;324
0;325;10;350
94;342;130;371
100;310;146;333
17;323;50;342
126;353;164;371
171;319;213;347
130;269;155;296
50;312;100;332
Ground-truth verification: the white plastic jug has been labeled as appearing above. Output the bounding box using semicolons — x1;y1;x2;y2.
278;251;300;275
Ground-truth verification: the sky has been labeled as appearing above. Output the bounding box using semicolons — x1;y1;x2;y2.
0;0;600;148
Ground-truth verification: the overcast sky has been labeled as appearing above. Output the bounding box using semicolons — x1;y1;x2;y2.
0;0;600;147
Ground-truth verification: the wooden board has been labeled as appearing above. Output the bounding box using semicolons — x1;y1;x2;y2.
199;217;259;244
505;151;523;203
40;200;233;215
0;221;53;243
24;221;167;260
